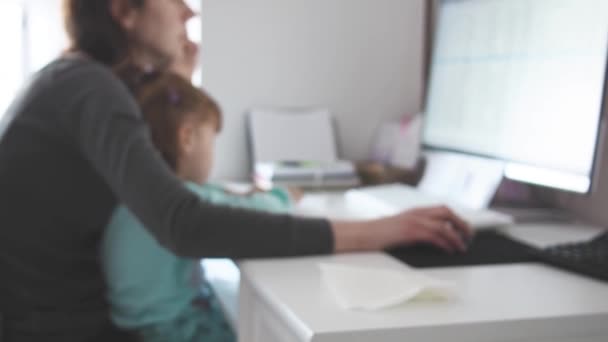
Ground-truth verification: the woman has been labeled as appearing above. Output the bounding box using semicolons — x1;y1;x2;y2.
0;1;471;341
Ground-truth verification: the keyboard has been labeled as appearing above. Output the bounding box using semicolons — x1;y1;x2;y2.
534;231;608;282
345;184;514;229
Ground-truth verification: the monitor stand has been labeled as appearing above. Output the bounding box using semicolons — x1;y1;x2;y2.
491;179;577;224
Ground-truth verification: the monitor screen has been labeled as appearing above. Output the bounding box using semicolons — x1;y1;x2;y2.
423;0;608;193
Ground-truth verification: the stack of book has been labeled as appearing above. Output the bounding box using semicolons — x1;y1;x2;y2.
254;160;360;188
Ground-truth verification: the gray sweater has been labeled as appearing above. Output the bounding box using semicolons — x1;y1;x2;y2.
0;57;332;326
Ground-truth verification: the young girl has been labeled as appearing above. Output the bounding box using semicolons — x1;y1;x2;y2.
101;71;296;342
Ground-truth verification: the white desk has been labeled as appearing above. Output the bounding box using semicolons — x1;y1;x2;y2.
204;190;608;342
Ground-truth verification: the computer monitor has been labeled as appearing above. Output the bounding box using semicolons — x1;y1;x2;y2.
423;0;608;193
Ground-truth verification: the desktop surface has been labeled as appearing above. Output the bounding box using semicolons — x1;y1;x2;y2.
205;189;608;341
343;184;514;228
238;251;608;342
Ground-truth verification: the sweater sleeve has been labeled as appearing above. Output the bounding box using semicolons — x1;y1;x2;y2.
61;60;333;258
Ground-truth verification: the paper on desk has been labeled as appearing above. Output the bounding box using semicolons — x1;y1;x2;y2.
319;263;455;310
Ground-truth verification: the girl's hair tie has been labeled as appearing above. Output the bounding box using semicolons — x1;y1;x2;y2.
168;87;180;104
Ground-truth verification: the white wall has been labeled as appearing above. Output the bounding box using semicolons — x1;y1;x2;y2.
0;1;25;114
24;0;66;74
201;0;426;180
0;0;65;116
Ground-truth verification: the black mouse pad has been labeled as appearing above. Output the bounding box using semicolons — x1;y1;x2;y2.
386;230;538;268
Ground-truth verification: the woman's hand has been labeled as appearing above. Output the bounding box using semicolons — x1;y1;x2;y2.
331;206;473;254
171;39;199;80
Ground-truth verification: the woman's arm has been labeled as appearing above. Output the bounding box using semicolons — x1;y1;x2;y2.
332;206;471;253
65;59;333;259
64;59;471;259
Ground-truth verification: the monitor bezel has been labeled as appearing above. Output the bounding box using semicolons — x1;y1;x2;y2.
421;0;608;194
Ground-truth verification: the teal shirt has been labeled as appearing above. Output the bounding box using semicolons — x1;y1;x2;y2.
101;182;292;329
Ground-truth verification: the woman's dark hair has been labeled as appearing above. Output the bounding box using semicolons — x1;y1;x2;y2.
63;0;145;66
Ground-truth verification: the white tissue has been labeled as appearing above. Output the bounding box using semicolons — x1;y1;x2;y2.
319;263;455;310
